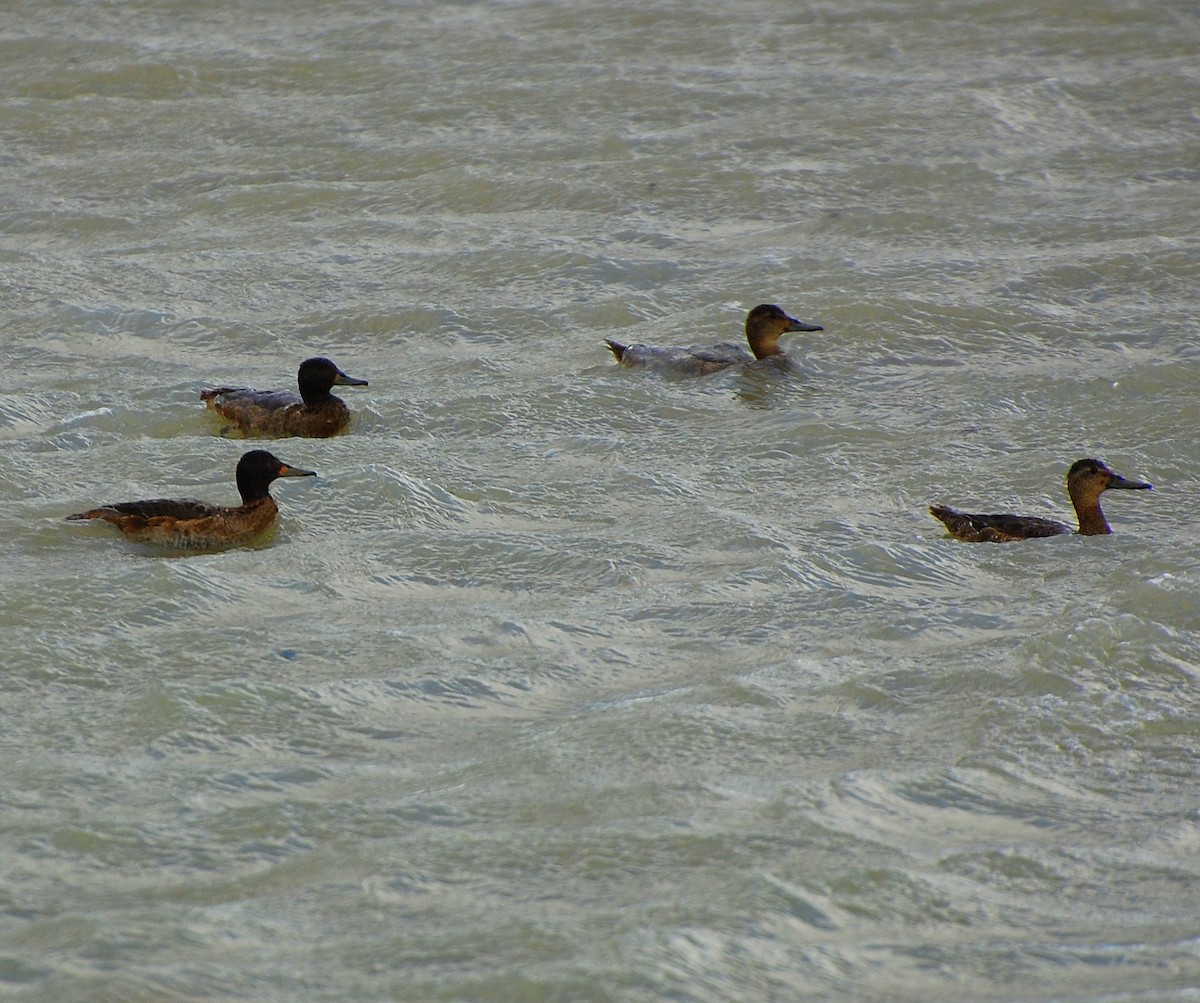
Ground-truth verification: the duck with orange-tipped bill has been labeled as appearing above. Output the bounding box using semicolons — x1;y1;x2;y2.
67;449;317;550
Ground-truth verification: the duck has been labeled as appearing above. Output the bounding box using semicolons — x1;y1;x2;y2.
604;304;823;375
66;449;317;550
201;356;368;438
930;458;1151;542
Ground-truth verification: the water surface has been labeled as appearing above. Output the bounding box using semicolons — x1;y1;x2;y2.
2;1;1199;1000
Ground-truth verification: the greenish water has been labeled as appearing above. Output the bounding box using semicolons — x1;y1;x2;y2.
2;1;1199;1000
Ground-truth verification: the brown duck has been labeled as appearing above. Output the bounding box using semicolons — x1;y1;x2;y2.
604;304;823;375
202;356;368;438
67;450;316;550
930;458;1151;542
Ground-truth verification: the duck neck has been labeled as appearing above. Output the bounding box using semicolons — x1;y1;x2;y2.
748;339;781;360
1073;498;1111;536
236;478;274;506
298;384;333;406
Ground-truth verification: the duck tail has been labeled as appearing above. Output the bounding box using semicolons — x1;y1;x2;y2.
929;505;976;540
66;508;105;521
929;505;957;524
603;339;628;362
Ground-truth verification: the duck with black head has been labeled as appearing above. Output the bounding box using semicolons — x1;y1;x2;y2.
930;458;1152;543
201;357;368;438
67;449;317;550
604;304;823;376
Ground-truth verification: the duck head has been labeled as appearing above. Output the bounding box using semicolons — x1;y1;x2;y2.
745;304;824;359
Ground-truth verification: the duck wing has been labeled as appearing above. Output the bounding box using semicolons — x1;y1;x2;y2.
612;342;751;374
202;387;308;436
930;505;1070;543
202;387;300;411
70;497;224;522
686;343;753;366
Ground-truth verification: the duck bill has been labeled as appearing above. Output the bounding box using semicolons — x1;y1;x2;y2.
785;317;824;333
334;371;369;387
278;463;318;478
1108;473;1152;490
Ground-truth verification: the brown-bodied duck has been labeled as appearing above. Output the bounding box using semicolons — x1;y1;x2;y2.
604;304;823;375
930;458;1151;542
201;356;368;438
67;450;316;550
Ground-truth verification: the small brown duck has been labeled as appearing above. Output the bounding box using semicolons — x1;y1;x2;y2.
201;357;368;438
604;304;823;375
930;458;1152;542
67;450;316;550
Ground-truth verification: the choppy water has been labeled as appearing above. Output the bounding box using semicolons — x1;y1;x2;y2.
3;1;1199;1000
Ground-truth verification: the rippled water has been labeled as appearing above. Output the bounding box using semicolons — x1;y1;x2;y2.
3;1;1199;1000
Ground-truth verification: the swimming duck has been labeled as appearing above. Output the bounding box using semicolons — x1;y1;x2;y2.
67;449;316;550
604;304;823;375
201;357;368;438
930;458;1151;542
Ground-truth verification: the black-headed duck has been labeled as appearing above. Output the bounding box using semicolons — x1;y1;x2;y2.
201;356;368;438
67;449;316;550
604;304;823;375
930;458;1151;542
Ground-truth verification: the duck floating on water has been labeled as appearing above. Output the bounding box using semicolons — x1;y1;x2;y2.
201;356;368;438
930;458;1151;542
604;304;823;375
67;449;317;550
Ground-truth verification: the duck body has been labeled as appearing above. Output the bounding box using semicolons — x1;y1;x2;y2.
202;389;351;438
67;450;316;550
928;506;1070;543
930;458;1151;543
605;304;822;376
202;357;368;438
605;341;756;375
68;495;283;549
